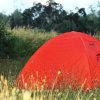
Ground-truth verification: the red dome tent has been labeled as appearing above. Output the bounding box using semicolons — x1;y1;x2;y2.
16;31;100;89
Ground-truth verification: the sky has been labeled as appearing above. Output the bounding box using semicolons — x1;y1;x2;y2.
0;0;99;15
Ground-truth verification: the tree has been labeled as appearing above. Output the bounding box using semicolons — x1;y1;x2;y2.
0;13;8;24
22;8;33;27
0;20;13;57
31;0;67;31
10;9;23;29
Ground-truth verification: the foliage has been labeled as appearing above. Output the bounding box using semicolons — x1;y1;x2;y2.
7;28;56;58
54;20;76;33
9;9;23;29
0;29;100;100
0;24;56;58
1;0;100;34
0;69;100;100
12;1;100;34
0;20;15;57
0;13;8;24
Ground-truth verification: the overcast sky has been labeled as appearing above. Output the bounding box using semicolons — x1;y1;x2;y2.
0;0;99;15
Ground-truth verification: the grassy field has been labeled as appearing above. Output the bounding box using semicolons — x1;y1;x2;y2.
0;75;100;100
0;28;100;100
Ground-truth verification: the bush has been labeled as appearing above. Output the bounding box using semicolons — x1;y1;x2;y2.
0;20;15;57
0;26;56;58
7;28;56;58
0;20;8;56
54;20;76;33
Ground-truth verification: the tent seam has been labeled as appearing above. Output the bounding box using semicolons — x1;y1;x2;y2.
80;35;92;88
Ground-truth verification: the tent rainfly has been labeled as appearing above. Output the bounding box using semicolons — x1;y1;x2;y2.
16;31;100;90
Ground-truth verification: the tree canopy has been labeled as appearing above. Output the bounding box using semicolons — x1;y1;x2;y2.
1;0;100;34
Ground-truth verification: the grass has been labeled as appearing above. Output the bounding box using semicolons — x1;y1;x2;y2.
8;28;56;42
0;58;26;79
7;28;57;58
0;28;100;99
0;74;100;100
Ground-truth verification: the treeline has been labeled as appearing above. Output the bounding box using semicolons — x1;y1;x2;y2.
1;0;100;34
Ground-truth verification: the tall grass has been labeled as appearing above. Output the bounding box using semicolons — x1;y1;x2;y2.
8;28;56;40
0;75;100;100
7;28;56;58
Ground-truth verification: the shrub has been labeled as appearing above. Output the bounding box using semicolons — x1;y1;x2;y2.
0;20;8;57
7;28;56;58
0;20;15;57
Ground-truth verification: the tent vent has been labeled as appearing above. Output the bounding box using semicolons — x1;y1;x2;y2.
97;54;100;63
89;43;95;46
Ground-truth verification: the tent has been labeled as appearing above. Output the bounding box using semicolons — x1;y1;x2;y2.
16;31;100;90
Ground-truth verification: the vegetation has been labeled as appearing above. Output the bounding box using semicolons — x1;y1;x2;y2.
0;71;100;100
9;28;56;58
0;20;15;57
0;0;100;34
0;27;56;77
0;27;100;100
0;0;100;99
0;26;56;58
